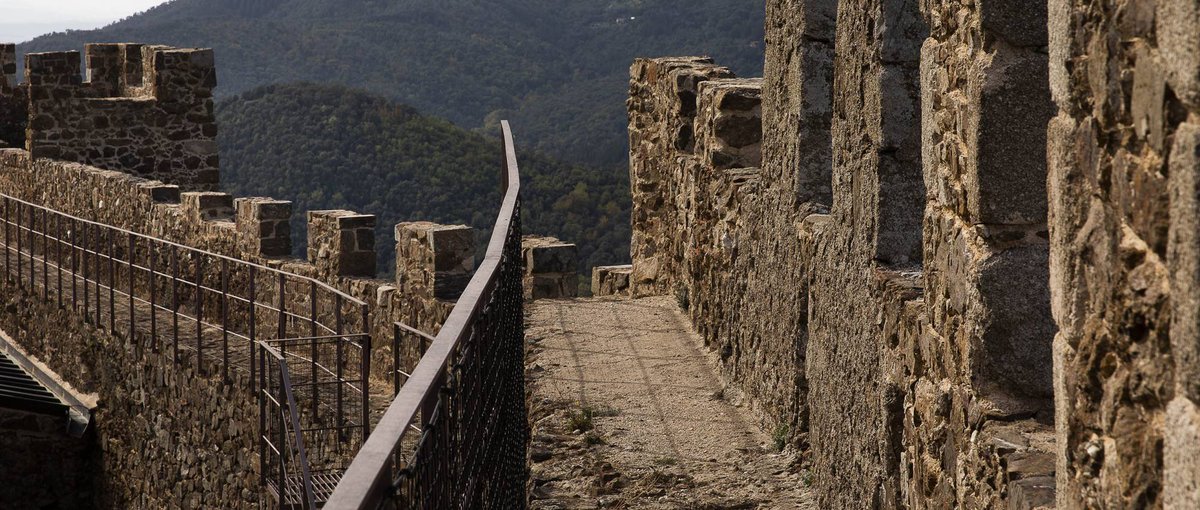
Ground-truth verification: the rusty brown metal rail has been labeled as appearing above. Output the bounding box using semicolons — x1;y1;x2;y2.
0;191;372;509
323;121;527;509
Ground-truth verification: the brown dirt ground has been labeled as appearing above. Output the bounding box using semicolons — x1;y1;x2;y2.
525;296;815;509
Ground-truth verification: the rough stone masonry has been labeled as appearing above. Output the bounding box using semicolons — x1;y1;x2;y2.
613;0;1200;509
0;42;524;509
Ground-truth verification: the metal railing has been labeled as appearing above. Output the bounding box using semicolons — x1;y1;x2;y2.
0;191;372;509
323;121;527;509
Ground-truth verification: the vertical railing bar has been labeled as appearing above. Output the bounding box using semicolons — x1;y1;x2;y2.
222;258;229;383
277;273;287;340
94;224;100;329
172;245;179;364
28;204;34;291
3;197;8;285
149;240;157;351
276;274;286;392
41;208;48;301
16;202;22;289
258;341;267;491
71;218;77;313
361;304;371;440
335;295;344;436
392;323;400;397
249;266;258;391
196;254;204;372
56;214;62;308
310;280;318;423
128;232;135;341
80;220;87;322
108;228;115;332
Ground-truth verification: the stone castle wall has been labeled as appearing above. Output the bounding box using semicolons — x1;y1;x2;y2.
0;41;508;509
0;44;219;190
0;289;260;508
1048;1;1198;508
0;44;25;148
618;0;1200;508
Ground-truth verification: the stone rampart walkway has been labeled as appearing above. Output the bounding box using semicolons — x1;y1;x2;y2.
526;296;813;509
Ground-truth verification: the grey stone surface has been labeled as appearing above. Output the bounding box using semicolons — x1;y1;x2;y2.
522;235;578;300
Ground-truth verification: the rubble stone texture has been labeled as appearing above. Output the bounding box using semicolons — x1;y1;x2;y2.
619;0;1177;508
1047;1;1196;508
521;235;578;300
591;264;632;297
14;44;220;191
0;44;24;148
396;222;474;301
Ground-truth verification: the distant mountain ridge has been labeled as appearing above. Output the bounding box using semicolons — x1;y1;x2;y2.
216;82;631;285
19;0;765;167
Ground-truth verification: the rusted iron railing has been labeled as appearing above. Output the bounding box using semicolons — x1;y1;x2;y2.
323;121;527;509
0;192;371;509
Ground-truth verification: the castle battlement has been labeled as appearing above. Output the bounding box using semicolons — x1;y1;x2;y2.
2;43;218;189
0;42;506;507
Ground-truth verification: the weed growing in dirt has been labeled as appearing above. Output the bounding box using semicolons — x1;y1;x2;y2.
772;424;790;452
567;404;621;433
567;408;595;432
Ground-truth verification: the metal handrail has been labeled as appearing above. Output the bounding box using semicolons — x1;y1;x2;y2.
260;340;319;510
0;193;366;308
0;183;375;509
323;121;524;509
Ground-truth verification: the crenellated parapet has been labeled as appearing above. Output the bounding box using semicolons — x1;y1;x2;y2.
613;0;1073;508
0;43;219;190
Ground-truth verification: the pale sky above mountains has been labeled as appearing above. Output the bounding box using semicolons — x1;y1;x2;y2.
1;0;166;44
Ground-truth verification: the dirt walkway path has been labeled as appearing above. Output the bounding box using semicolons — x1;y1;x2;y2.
526;296;814;510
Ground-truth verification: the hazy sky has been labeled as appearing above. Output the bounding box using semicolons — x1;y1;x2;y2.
1;0;167;43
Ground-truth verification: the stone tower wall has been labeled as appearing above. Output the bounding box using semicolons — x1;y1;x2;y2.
0;43;219;190
618;0;1200;508
1048;1;1199;508
0;44;25;148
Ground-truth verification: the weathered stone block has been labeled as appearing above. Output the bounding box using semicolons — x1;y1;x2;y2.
137;182;180;203
395;222;474;301
1170;122;1200;401
696;78;763;170
1158;0;1200;110
1165;396;1200;509
180;191;233;222
234;197;292;258
522;236;577;300
307;210;376;278
976;47;1054;224
24;51;82;86
591;265;632;297
1;44;17;88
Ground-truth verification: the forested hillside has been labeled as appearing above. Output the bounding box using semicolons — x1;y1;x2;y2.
217;83;629;285
20;0;765;167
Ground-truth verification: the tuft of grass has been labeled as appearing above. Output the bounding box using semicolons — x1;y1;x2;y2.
567;404;619;433
772;424;790;452
567;408;595;432
653;456;678;467
801;470;814;487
